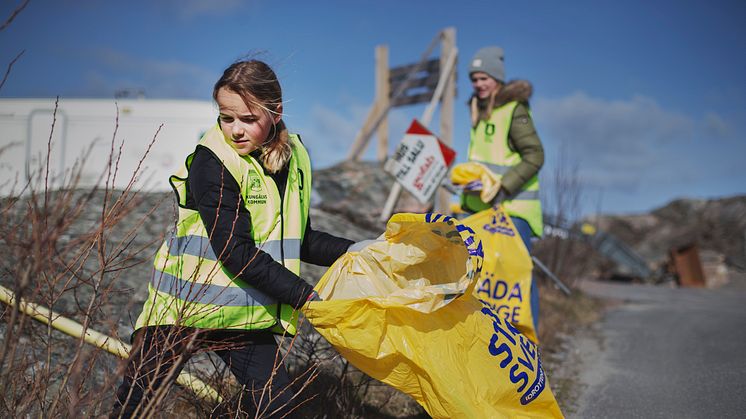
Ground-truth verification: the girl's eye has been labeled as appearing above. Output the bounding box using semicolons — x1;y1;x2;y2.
220;116;234;123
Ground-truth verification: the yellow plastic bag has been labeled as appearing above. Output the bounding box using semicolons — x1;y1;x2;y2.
302;213;562;419
316;213;480;312
462;206;538;343
451;161;501;203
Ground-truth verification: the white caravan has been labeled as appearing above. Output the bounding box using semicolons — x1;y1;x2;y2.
0;97;216;194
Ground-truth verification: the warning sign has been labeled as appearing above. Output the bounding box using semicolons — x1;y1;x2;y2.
384;119;456;203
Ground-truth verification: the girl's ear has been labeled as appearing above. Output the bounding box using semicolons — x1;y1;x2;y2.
273;104;283;125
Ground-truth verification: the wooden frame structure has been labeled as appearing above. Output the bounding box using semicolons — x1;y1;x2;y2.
346;28;458;219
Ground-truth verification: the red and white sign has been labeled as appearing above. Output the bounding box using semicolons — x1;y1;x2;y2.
384;119;456;203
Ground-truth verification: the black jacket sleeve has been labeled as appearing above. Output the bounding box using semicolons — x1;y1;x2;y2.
187;147;314;309
301;219;354;266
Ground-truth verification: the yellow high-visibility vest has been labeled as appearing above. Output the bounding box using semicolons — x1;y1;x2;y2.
136;124;311;335
463;101;543;236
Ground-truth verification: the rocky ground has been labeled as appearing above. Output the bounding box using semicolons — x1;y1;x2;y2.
2;159;743;417
0;162;432;417
590;195;746;288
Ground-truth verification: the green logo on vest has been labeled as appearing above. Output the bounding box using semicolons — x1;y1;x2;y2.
246;171;267;205
249;172;262;192
485;122;496;138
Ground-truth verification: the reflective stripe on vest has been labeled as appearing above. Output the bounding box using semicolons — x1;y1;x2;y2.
150;268;277;307
464;101;543;236
167;233;302;261
135;124;312;334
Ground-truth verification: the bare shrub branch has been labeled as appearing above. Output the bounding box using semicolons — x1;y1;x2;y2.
0;49;23;91
0;0;30;32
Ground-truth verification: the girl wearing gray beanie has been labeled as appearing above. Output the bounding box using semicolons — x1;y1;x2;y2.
465;46;545;334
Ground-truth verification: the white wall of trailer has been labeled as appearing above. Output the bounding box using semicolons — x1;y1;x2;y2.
0;98;217;194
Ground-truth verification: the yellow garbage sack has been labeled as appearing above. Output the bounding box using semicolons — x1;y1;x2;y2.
302;213;562;419
451;161;502;203
315;212;480;312
463;206;538;343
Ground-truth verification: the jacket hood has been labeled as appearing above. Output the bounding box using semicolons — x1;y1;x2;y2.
495;79;532;105
470;79;533;107
469;80;533;126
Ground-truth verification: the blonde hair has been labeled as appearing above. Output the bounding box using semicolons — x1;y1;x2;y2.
213;60;292;173
470;90;498;128
260;119;291;173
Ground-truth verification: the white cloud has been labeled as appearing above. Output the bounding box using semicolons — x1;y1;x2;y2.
297;103;364;168
703;112;731;139
297;102;424;168
533;91;746;214
310;104;360;148
86;48;215;98
160;0;247;20
533;92;696;190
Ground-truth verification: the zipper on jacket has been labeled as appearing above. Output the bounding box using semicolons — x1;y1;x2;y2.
275;158;290;322
279;198;285;264
277;201;284;322
298;168;304;208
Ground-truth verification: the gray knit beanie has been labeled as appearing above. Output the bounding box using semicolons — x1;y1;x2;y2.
469;46;505;83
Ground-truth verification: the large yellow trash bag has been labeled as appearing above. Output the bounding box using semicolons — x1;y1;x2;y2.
463;206;538;343
316;212;480;312
302;213;562;419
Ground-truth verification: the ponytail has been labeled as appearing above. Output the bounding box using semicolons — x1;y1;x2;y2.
260;119;292;173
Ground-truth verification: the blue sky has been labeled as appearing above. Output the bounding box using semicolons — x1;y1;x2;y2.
1;0;745;216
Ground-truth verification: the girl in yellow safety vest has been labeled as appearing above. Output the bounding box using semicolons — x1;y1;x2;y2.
464;46;545;333
111;59;355;418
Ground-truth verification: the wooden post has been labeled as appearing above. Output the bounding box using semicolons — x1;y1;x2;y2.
438;27;456;213
376;45;389;162
347;45;389;162
347;35;441;162
347;101;385;161
379;46;458;222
